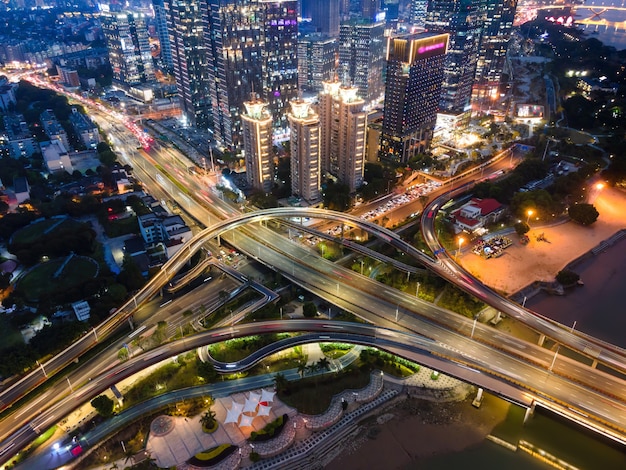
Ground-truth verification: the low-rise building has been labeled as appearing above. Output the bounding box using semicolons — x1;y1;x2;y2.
69;108;101;149
451;197;504;233
138;212;192;259
40;109;70;150
41;139;73;174
1;114;38;158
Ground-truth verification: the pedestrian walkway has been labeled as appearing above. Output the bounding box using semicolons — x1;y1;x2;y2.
146;390;297;468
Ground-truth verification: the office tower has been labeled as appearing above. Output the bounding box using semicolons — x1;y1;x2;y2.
101;10;155;86
241;100;274;194
379;33;449;163
298;34;338;93
264;1;299;133
424;0;483;116
339;0;350;19
338;19;385;107
152;0;174;73
307;0;340;37
361;0;380;21
288;99;321;203
473;0;518;113
163;0;211;129
319;81;367;193
204;0;298;151
410;0;427;28
383;0;400;31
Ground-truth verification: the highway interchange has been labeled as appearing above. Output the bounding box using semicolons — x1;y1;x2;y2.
1;78;626;464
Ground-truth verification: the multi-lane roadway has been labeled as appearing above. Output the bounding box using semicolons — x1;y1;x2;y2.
2;76;625;462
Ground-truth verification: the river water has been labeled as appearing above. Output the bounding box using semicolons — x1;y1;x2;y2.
577;0;626;50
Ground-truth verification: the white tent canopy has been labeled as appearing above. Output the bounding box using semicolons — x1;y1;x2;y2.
243;398;258;414
239;414;255;428
260;389;275;403
224;401;244;424
257;403;272;417
243;392;261;413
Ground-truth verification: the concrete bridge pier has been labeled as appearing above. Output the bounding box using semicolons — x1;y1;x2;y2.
538;334;546;347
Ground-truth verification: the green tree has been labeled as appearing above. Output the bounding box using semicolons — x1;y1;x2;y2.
273;373;290;394
91;395;115;418
117;255;145;292
568;203;599;226
556;269;580;286
514;222;530;236
317;357;330;371
302;302;317;318
199;409;217;431
297;362;307;377
197;359;218;382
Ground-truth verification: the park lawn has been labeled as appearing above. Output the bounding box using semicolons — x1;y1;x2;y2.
19;257;98;301
0;315;25;351
12;218;83;245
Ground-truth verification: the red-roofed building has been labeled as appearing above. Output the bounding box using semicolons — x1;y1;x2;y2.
451;198;505;233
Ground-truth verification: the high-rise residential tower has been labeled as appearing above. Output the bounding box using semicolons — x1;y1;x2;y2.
338;18;385;107
424;0;483;117
379;33;449;163
241;100;274;193
203;0;298;151
101;10;155;86
162;0;211;129
319;81;367;193
288;99;321;203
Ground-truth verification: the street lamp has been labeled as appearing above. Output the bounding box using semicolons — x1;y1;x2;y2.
415;282;420;298
526;209;534;225
456;237;464;260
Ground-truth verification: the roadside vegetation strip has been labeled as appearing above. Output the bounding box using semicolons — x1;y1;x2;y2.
153;162;194;197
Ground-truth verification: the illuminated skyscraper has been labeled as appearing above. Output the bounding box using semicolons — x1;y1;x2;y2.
288;99;321;203
338;18;385;106
319;81;367;193
303;0;340;37
298;34;338;93
473;0;518;113
379;33;449;163
101;10;155;86
204;0;298;151
162;0;211;128
242;100;274;193
152;0;174;73
424;0;483;116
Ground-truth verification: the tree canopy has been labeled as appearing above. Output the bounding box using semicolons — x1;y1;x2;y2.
568;203;599;226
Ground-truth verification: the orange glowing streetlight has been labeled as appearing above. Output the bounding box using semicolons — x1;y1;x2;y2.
457;237;465;260
526;209;534;225
595;182;604;190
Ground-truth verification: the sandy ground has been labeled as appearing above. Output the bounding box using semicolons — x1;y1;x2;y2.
459;185;626;296
325;394;510;470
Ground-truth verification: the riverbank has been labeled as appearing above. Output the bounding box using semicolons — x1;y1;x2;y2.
325;393;510;470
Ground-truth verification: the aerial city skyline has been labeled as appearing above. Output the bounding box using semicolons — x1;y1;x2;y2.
0;0;625;469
